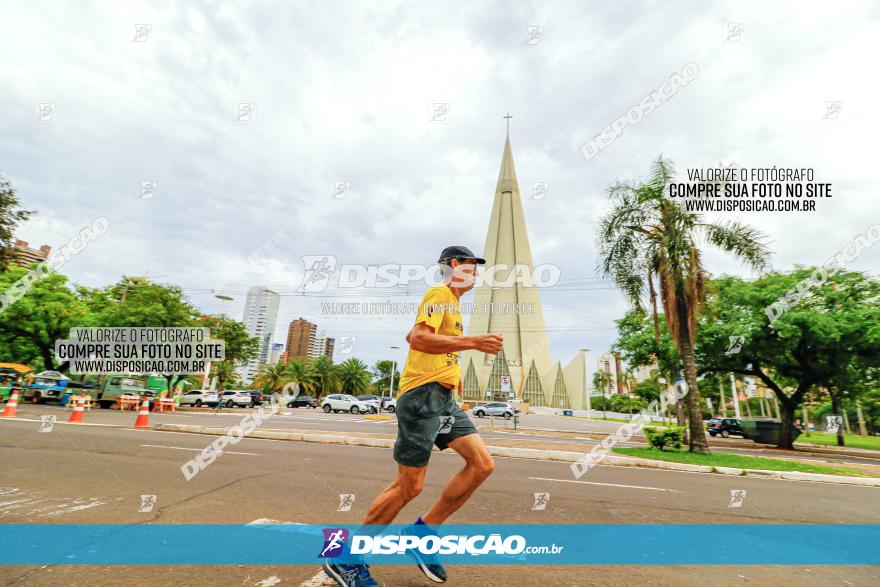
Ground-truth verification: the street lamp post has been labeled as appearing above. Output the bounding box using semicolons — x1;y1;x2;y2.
214;294;233;317
209;294;234;390
387;346;400;399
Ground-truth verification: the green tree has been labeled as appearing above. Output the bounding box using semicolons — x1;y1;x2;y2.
372;359;400;396
0;266;88;370
195;314;259;390
695;269;880;448
253;362;291;393
285;357;313;396
592;370;612;418
83;276;200;392
211;360;243;391
598;156;770;453
0;175;36;270
310;355;340;398
338;358;372;395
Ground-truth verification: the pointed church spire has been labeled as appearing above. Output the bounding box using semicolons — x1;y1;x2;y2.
496;132;519;195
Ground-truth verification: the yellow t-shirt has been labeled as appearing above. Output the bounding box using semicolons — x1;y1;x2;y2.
397;285;464;395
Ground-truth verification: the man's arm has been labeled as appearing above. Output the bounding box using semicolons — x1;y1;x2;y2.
407;322;503;355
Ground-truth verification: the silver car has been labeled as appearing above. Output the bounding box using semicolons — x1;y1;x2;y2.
471;402;521;419
220;390;253;408
179;389;219;407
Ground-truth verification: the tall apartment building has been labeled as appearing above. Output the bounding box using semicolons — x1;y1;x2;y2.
269;343;285;364
239;286;280;383
284;319;334;360
595;352;619;395
324;336;335;359
286;318;317;359
11;240;51;267
311;331;335;360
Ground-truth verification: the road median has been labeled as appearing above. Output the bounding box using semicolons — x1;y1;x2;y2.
152;423;880;487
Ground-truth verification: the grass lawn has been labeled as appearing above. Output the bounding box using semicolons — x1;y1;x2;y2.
613;447;873;477
795;432;880;451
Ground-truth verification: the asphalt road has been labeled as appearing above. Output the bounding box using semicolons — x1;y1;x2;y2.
5;403;878;468
1;409;879;586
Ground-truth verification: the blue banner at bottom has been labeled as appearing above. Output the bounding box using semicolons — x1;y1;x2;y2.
0;524;877;565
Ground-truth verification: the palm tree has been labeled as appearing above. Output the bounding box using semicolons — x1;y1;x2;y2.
310;355;340;399
337;358;372;396
598;157;770;453
284;357;312;397
592;370;613;419
252;361;289;393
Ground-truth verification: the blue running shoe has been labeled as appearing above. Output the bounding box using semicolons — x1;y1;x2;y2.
321;561;380;587
403;518;447;583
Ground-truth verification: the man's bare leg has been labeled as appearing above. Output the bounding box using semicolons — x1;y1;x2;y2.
421;434;494;526
362;464;427;525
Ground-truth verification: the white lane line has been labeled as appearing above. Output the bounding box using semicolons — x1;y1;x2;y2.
246;518;304;525
0;418;123;427
300;570;334;586
140;444;259;456
528;476;682;493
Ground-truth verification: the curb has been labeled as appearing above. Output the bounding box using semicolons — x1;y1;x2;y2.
152;423;880;487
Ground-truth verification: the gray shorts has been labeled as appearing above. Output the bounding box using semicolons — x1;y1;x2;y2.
393;382;478;468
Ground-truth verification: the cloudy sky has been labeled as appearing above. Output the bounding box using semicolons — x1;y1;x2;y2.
2;0;878;371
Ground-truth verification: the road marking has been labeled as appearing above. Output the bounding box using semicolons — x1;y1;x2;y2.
528;476;682;493
42;500;105;516
247;518;304;525
0;418;123;427
300;570;334;586
140;444;259;456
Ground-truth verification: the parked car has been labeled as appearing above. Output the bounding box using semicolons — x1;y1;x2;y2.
382;397;397;413
357;395;381;413
707;418;748;438
179;389;219;407
471;402;521;419
288;395;317;408
220;390;253;408
247;391;265;407
321;394;375;414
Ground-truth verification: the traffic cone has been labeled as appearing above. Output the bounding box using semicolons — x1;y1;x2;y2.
67;396;86;423
1;390;19;418
133;399;150;428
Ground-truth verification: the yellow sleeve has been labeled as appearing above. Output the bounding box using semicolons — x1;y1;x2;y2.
414;288;449;332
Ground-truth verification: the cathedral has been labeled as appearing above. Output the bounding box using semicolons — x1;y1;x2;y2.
460;130;589;409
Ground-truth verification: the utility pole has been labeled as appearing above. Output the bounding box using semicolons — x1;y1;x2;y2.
719;380;727;418
730;373;741;420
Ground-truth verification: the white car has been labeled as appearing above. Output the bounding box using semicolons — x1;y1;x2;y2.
220;390;252;408
178;389;219;407
471;402;522;419
382;397;397;413
321;394;375;414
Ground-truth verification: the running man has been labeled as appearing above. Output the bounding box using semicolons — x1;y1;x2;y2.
323;245;504;586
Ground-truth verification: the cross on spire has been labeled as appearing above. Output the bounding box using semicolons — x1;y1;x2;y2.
503;112;513;136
